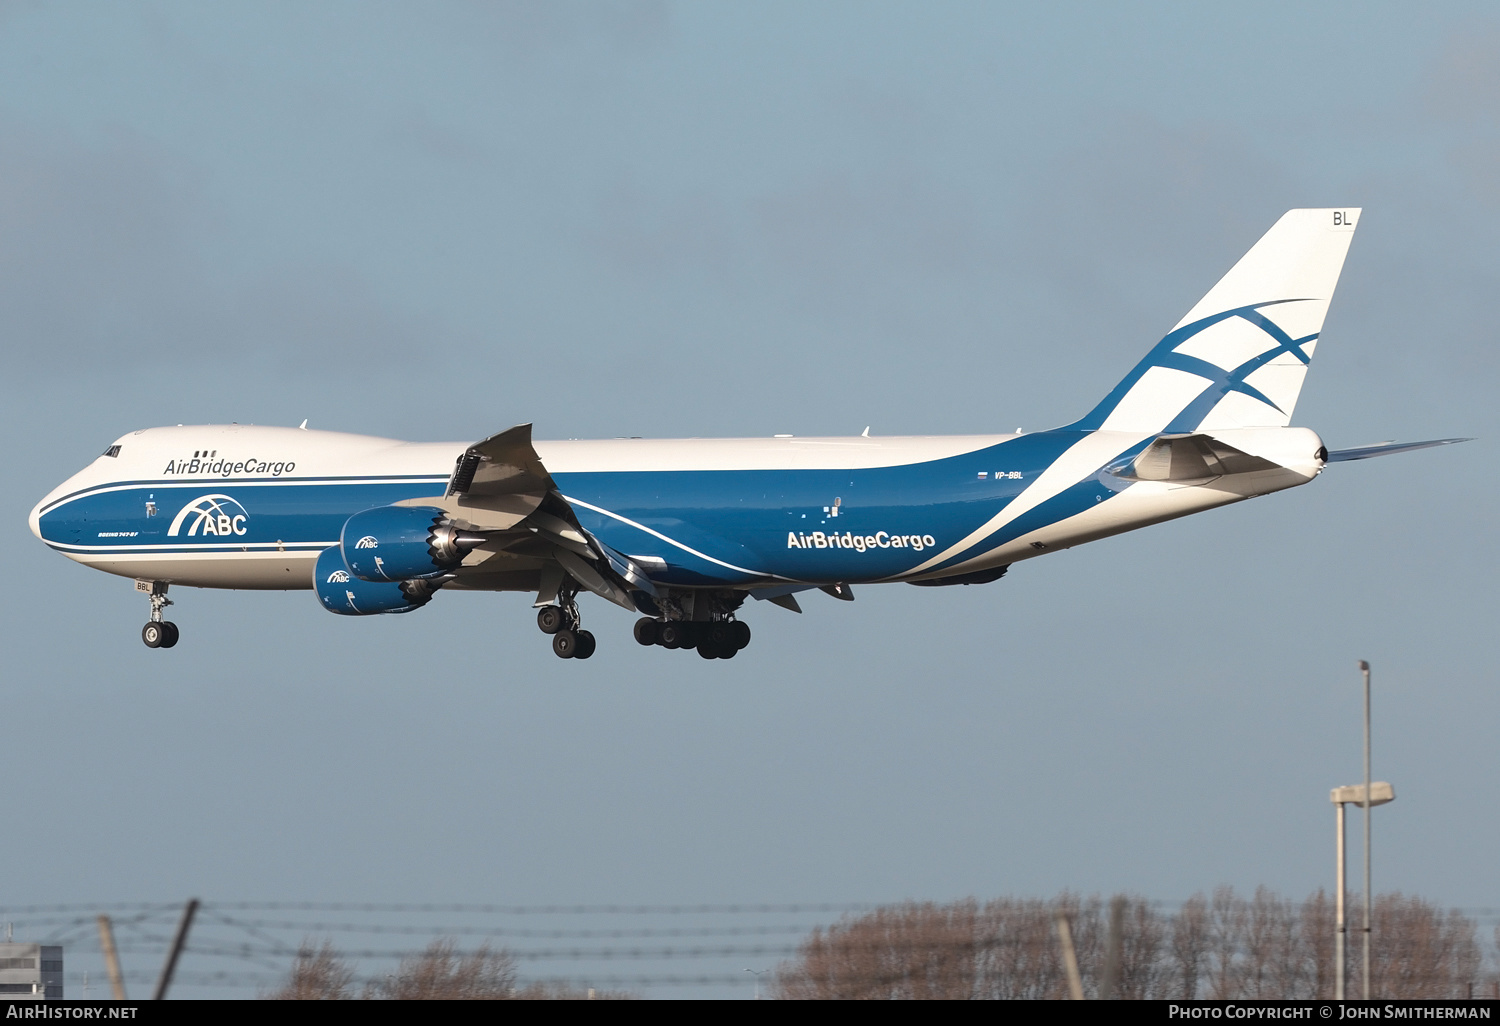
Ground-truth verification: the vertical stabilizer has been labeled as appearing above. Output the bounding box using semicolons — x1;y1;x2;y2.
1073;208;1360;434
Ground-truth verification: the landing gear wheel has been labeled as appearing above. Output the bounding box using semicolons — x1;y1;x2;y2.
731;621;751;649
574;630;596;660
140;581;175;648
552;629;578;658
698;642;719;660
657;622;684;649
537;606;565;635
707;622;733;648
633;618;659;646
718;642;738;659
677;623;699;650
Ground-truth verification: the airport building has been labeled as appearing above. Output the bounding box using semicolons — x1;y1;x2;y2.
0;943;63;999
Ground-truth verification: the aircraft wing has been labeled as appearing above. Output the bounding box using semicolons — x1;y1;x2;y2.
396;423;650;610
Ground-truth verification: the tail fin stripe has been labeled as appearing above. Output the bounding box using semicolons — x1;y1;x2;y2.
1162;326;1322;433
1156;350;1284;415
1072;298;1314;432
1235;308;1315;366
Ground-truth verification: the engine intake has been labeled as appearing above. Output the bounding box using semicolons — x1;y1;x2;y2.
314;546;442;615
339;504;485;582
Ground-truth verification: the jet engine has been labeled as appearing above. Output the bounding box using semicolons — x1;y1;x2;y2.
314;545;441;615
339;504;485;582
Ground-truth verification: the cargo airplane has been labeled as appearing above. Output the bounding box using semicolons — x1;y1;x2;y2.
28;209;1465;659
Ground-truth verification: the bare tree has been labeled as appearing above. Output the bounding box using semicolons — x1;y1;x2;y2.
1169;893;1209;999
1368;893;1480;999
1050;893;1103;998
778;893;1180;1000
777;901;984;1000
265;938;635;1000
974;896;1074;999
1492;926;1500;1000
369;939;518;1000
263;892;1496;1001
1300;890;1334;999
265;940;355;1000
1206;886;1246;998
1117;897;1166;999
1239;886;1302;999
774;888;1486;1000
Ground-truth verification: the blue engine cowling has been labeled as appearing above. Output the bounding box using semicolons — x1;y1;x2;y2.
314;545;440;615
339;504;483;582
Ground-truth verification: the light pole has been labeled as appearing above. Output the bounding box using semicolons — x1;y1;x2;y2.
1360;660;1372;1001
744;967;769;1000
1330;781;1393;999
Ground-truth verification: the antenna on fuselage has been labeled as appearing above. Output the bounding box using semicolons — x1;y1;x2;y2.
298;419;308;430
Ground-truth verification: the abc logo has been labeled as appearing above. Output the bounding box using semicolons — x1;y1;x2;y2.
168;494;250;538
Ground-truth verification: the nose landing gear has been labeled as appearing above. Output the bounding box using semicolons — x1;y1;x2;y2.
142;621;178;648
137;580;179;649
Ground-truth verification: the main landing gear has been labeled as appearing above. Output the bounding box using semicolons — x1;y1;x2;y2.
139;581;179;649
536;600;596;660
633;617;751;660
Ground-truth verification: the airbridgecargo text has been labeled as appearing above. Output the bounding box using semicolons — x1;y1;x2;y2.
788;531;936;552
162;458;295;477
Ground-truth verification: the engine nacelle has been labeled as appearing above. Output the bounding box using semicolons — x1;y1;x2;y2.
339;504;483;582
314;545;440;615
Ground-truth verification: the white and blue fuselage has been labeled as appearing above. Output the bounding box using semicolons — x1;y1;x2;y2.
25;209;1464;656
28;423;1325;591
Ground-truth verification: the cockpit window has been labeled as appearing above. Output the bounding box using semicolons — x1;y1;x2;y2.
103;445;122;458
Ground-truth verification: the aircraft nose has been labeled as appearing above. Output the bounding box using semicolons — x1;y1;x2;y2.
28;494;47;541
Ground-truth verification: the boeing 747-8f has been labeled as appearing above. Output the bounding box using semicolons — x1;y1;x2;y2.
29;209;1465;658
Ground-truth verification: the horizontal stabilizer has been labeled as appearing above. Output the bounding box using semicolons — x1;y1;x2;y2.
1325;438;1472;462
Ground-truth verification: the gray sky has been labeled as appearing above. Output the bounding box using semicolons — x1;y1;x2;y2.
2;1;1496;998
